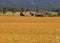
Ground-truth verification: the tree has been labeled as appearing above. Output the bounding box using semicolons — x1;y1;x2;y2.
26;8;31;11
35;8;39;12
20;8;25;12
11;8;16;13
3;7;7;14
51;9;60;12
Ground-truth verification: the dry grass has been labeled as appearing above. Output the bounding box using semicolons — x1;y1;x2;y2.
0;17;60;43
0;12;31;16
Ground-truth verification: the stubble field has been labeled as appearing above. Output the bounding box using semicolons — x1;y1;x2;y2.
0;16;60;43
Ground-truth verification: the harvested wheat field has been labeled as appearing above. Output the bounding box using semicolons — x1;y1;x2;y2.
0;16;60;43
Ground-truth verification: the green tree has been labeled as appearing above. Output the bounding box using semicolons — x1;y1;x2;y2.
3;7;7;14
20;8;25;12
26;8;31;11
11;8;16;13
35;8;39;12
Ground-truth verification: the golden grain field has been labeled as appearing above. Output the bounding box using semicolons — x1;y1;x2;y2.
0;16;60;43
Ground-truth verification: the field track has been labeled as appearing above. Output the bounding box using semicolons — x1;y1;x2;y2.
0;16;60;43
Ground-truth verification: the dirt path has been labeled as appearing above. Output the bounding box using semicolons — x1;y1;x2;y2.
0;16;60;43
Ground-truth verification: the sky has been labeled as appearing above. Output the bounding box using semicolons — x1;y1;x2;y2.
0;0;60;6
0;0;60;10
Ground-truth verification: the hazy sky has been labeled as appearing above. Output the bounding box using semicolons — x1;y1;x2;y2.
0;0;60;4
0;0;60;5
0;0;60;9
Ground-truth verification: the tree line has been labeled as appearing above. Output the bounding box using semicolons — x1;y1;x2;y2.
0;7;60;17
0;7;40;14
1;7;30;14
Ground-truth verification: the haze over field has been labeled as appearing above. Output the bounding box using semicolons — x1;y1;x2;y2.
0;0;60;10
